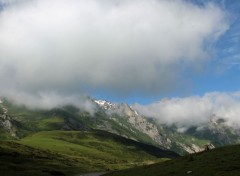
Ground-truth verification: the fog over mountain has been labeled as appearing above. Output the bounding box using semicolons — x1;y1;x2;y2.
133;92;240;128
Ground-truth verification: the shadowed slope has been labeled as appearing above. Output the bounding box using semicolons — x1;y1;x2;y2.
105;144;240;176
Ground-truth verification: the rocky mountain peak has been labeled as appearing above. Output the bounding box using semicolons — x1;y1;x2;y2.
94;100;114;110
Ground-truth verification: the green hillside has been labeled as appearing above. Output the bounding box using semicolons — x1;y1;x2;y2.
0;140;81;176
1;101;93;137
105;144;240;176
0;130;178;176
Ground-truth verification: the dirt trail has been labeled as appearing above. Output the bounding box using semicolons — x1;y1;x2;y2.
78;172;107;176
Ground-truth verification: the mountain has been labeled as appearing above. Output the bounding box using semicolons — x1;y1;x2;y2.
1;97;240;175
94;99;240;155
0;98;239;155
104;144;240;176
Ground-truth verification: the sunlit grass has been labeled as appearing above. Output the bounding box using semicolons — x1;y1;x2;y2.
0;130;176;176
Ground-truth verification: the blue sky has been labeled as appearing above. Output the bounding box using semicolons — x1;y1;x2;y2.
191;1;240;94
0;0;240;107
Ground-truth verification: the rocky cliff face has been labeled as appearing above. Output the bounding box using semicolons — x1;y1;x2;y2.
94;100;202;153
0;101;17;138
94;100;169;147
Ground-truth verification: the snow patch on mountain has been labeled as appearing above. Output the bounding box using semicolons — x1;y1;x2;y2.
94;100;114;110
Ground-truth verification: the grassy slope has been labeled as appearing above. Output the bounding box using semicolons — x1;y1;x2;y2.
0;130;178;176
20;130;177;166
0;140;82;176
105;144;240;176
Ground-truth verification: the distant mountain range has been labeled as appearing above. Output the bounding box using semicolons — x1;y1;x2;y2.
1;98;240;155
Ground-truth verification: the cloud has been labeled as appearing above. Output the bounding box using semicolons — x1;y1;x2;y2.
1;90;96;113
0;0;228;108
133;92;240;128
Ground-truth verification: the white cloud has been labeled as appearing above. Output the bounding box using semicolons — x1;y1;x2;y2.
2;90;96;113
133;92;240;127
0;0;228;108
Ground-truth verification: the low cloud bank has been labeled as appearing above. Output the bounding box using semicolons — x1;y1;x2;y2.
133;92;240;128
1;91;96;113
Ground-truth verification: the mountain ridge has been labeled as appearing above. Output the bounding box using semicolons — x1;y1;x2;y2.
0;98;239;155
